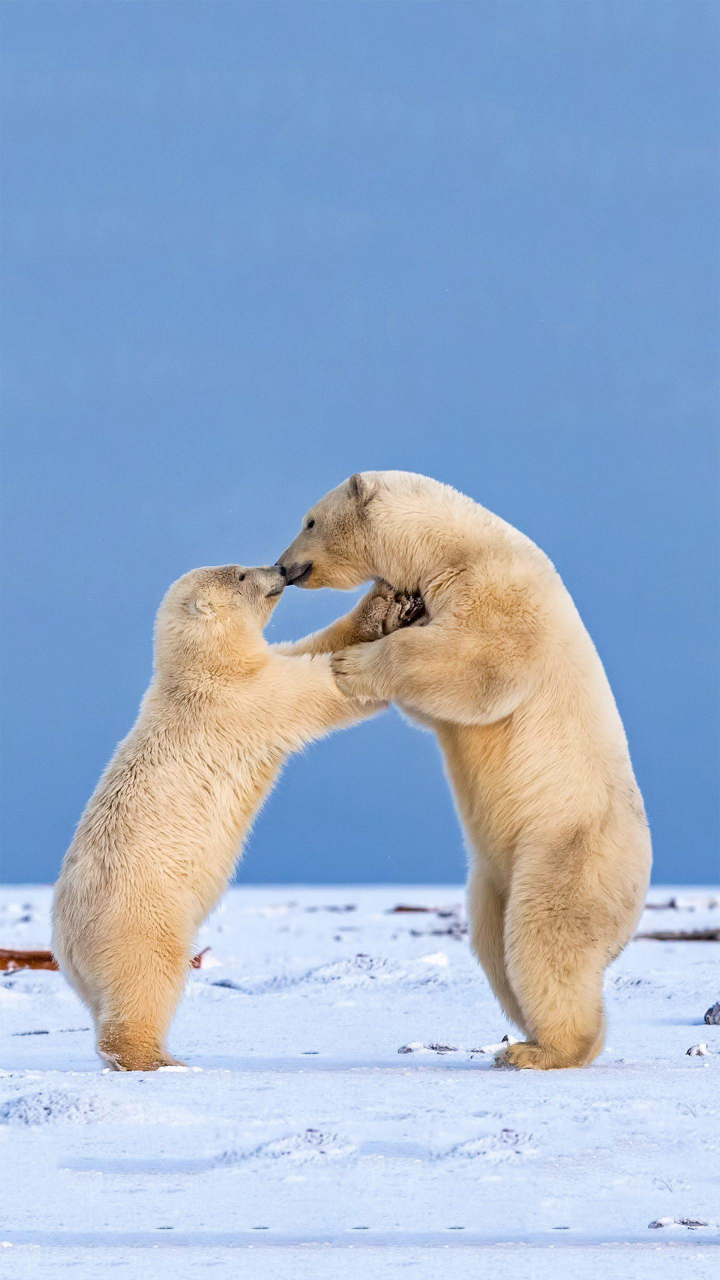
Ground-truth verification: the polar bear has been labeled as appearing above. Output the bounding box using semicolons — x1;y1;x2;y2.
277;472;652;1069
52;566;419;1070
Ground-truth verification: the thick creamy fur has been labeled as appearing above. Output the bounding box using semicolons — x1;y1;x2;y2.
52;568;407;1070
278;472;652;1069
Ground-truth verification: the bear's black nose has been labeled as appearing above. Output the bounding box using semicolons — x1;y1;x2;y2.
283;561;313;586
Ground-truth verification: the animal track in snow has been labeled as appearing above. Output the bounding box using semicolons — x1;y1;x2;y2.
209;954;451;995
219;1128;356;1165
0;1088;109;1126
440;1129;538;1162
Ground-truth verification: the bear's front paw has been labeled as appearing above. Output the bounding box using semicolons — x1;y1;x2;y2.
383;589;426;636
331;647;381;701
350;581;425;644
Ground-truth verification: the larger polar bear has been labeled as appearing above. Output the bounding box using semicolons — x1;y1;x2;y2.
278;471;652;1069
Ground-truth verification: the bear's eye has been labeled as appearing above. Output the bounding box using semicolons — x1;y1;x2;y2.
237;572;246;582
306;519;315;530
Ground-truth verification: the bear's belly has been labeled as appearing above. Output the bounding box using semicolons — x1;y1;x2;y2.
433;718;524;878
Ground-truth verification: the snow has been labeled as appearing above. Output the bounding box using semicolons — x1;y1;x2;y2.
1;884;718;1278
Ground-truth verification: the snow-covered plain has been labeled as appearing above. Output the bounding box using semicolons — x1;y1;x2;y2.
1;884;718;1279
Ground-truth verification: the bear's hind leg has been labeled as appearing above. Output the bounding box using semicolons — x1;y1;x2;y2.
497;884;607;1070
96;936;189;1071
467;866;527;1032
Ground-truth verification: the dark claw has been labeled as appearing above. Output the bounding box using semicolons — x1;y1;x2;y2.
399;593;426;626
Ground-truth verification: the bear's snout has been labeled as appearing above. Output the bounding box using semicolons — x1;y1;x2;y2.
265;569;286;598
281;560;313;587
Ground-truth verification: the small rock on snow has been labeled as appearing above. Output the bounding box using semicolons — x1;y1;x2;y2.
398;1042;457;1055
649;1217;709;1229
703;1001;720;1025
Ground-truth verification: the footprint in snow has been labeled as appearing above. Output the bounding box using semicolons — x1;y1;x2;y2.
219;1129;356;1165
0;1089;108;1126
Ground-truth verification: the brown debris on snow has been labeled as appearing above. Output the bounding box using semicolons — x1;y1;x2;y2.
389;905;441;914
0;946;211;972
0;949;59;971
634;928;720;942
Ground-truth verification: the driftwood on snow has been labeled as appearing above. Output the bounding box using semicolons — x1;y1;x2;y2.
633;929;720;942
0;947;211;972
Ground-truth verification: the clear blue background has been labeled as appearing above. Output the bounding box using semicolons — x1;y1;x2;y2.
1;1;718;885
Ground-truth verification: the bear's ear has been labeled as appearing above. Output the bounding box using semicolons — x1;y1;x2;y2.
187;596;215;617
348;473;376;507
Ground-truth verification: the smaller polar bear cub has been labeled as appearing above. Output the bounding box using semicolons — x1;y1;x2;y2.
53;564;417;1071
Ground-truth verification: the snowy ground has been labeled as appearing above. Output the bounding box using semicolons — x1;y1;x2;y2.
1;884;718;1278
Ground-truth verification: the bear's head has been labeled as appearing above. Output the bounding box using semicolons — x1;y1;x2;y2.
276;470;458;593
154;564;285;676
276;473;381;590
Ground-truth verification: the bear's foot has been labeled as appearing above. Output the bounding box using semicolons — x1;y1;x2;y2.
493;1040;585;1071
98;1024;186;1072
99;1045;186;1072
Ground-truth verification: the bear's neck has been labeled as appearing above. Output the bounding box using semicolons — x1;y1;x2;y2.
156;627;270;689
366;484;506;603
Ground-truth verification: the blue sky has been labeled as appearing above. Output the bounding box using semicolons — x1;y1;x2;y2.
1;1;718;884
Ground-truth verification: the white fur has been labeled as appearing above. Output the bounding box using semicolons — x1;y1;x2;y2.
279;472;653;1069
52;569;406;1070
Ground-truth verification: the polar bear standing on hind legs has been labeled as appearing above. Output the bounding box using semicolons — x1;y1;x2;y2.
53;567;420;1071
278;471;652;1069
